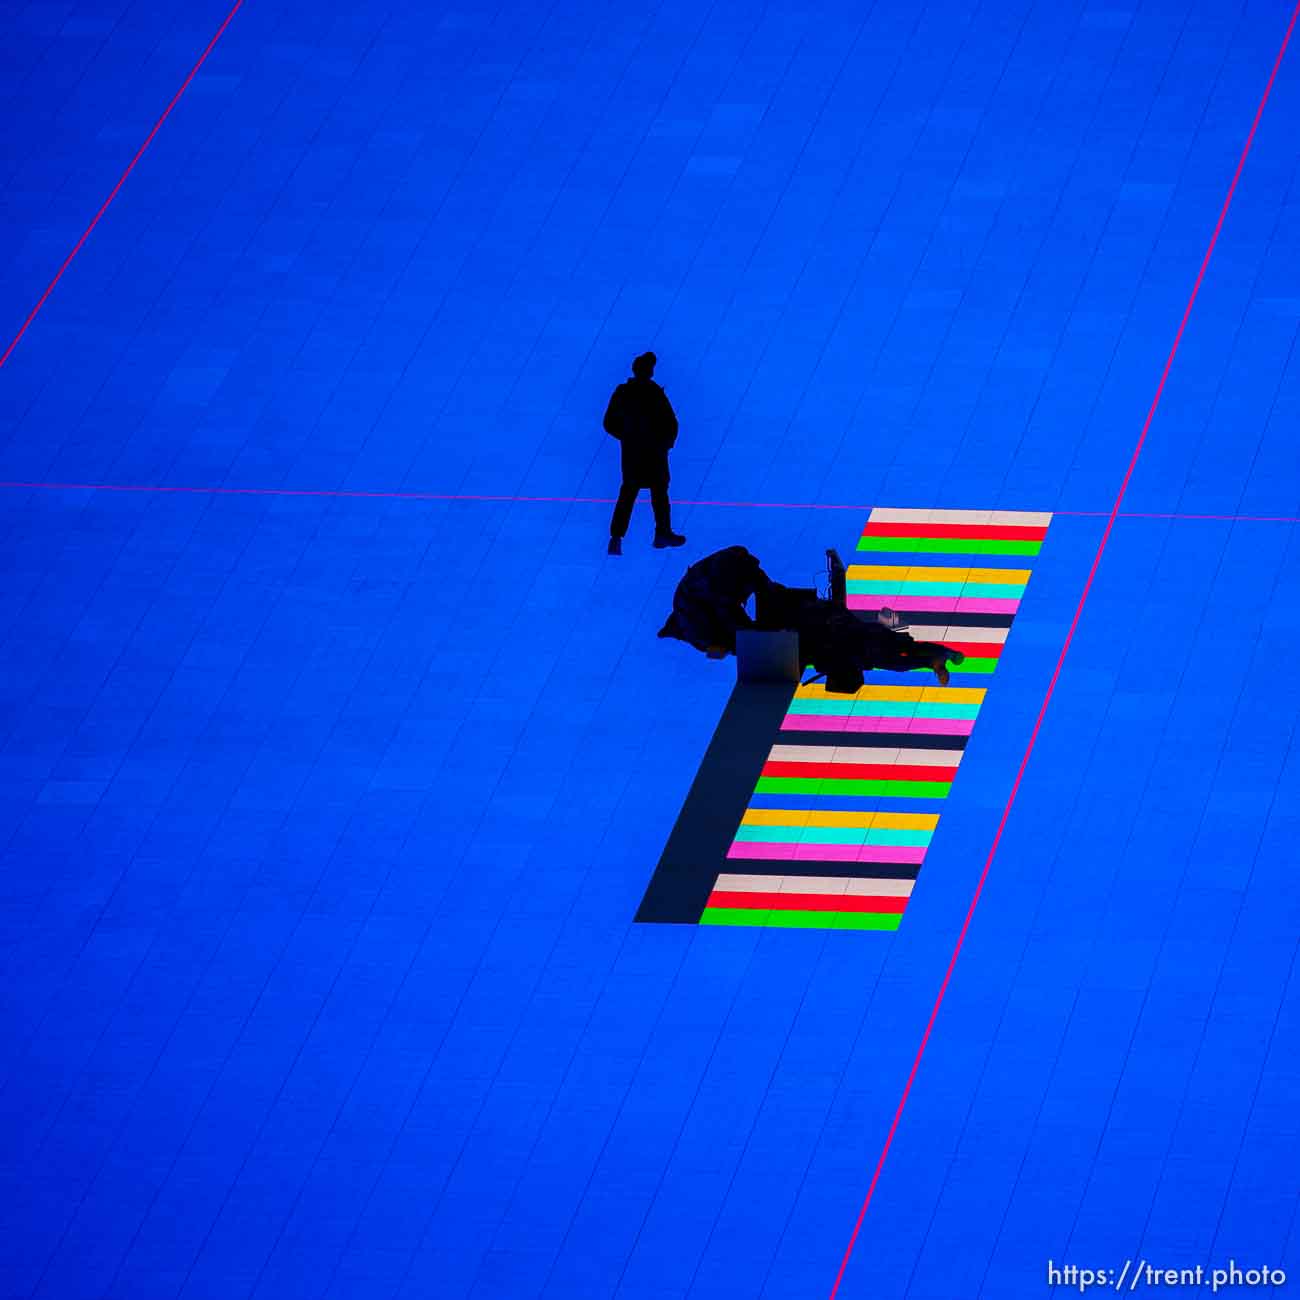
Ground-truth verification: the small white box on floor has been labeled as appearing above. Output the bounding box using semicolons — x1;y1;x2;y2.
736;630;800;684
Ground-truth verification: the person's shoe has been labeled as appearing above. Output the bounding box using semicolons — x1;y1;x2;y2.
608;536;622;555
653;531;687;548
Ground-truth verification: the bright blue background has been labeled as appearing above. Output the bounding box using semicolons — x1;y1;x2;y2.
1;0;1297;1296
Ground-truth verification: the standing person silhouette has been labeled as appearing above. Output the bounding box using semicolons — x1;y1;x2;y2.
603;352;686;555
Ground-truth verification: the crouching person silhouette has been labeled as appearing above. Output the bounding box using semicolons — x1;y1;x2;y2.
657;546;771;658
604;351;686;554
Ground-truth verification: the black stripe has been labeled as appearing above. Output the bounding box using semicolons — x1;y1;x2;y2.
722;861;920;882
942;610;1016;628
772;730;967;751
884;609;1016;628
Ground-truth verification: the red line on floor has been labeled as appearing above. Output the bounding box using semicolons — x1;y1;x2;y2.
0;0;245;374
0;480;1298;525
827;4;1300;1297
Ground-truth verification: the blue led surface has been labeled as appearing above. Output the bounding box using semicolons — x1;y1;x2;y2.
1;1;1298;1296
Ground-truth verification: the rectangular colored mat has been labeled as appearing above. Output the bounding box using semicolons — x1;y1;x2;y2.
636;507;1052;928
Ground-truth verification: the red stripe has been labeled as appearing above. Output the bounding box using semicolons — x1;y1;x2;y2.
862;521;1047;540
828;4;1300;1294
708;890;908;914
945;641;1003;658
761;761;958;783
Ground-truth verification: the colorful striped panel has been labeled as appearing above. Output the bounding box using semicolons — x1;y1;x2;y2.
857;511;1051;558
716;506;1052;931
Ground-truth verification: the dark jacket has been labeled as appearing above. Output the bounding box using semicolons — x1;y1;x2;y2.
658;547;768;653
604;377;679;486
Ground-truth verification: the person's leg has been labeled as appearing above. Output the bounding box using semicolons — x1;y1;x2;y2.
610;481;638;539
913;640;964;666
650;482;671;533
911;640;965;685
650;482;685;546
867;637;963;682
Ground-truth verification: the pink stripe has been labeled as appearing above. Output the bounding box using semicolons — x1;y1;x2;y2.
780;714;850;732
728;843;926;865
859;845;926;864
794;844;870;862
782;715;975;736
847;595;1021;614
856;716;975;735
727;842;798;861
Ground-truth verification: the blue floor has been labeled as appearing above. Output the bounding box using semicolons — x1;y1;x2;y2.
2;1;1298;1296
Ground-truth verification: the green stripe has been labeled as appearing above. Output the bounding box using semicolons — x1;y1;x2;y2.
701;907;902;931
755;777;951;798
786;699;982;719
949;658;998;675
733;826;933;847
857;536;1042;556
847;580;1026;599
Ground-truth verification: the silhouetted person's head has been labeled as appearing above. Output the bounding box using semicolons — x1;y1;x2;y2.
632;352;657;379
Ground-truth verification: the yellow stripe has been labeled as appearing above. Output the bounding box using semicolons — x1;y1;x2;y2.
916;686;986;703
846;564;1032;584
849;564;970;582
965;566;1032;584
794;683;986;703
863;811;940;830
742;808;811;826
740;809;940;830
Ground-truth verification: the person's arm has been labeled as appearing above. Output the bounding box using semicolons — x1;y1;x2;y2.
603;385;625;438
660;387;679;448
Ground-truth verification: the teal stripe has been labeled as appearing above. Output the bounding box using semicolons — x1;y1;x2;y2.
787;699;982;720
732;826;933;847
905;702;982;719
786;699;861;716
847;580;1026;599
864;828;933;847
733;826;807;844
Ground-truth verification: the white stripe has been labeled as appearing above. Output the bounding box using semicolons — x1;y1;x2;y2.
714;873;791;892
904;624;1009;644
712;874;915;898
866;506;1051;527
768;744;898;764
868;507;991;524
844;878;915;897
989;509;1053;526
777;876;851;895
768;744;963;767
